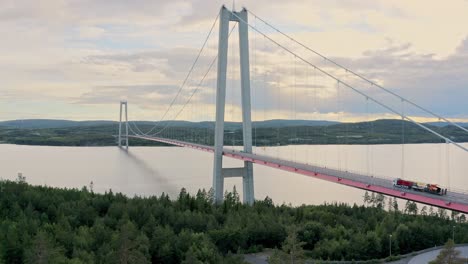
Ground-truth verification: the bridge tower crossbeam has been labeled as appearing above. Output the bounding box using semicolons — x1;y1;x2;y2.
213;6;254;205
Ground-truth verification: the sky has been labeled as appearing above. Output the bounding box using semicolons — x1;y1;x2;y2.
1;0;468;122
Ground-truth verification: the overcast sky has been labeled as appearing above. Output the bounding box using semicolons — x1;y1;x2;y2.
1;0;467;122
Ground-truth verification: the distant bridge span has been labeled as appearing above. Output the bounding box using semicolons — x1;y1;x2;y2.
129;135;468;214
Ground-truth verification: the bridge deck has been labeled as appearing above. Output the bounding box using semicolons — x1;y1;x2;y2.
130;135;468;213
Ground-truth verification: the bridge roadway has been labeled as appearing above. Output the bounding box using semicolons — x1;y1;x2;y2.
129;135;468;213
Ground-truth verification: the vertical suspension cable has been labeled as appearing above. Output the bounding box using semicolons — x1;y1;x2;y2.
247;9;468;138
437;141;442;186
337;80;342;171
344;71;349;172
132;12;221;137
287;52;291;160
370;95;374;177
306;64;310;165
262;33;267;154
190;89;193;143
253;15;257;151
446;141;450;190
313;66;318;165
209;30;213;146
372;118;375;177
401;99;405;179
322;58;329;168
294;54;297;162
229;10;468;153
229;26;234;149
276;52;280;159
366;97;370;177
192;85;200;144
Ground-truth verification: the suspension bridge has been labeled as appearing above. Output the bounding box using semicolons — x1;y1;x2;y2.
117;6;468;213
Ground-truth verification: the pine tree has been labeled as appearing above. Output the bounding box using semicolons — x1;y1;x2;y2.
429;239;463;264
268;226;306;264
429;206;435;216
451;211;459;221
459;214;466;223
404;200;411;214
282;226;306;264
438;208;448;219
407;202;418;215
370;192;376;207
363;191;370;205
112;221;150;264
420;206;428;216
25;231;65;264
375;194;385;209
207;187;215;204
392;197;399;212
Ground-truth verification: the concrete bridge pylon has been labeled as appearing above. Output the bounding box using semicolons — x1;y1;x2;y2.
213;6;254;205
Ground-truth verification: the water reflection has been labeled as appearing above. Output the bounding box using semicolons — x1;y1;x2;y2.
118;147;178;195
0;143;466;206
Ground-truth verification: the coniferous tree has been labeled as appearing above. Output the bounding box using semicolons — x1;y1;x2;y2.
370;192;376;207
363;191;370;205
392;197;399;212
387;198;393;212
0;180;467;263
438;208;448;219
268;226;306;264
429;239;463;264
25;231;65;264
459;215;466;223
421;206;428;216
451;211;459;221
429;206;435;216
207;187;215;204
404;200;411;214
408;202;418;215
375;194;385;209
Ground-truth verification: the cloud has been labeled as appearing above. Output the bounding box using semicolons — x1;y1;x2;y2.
0;0;467;122
77;26;106;39
326;40;468;118
75;84;179;105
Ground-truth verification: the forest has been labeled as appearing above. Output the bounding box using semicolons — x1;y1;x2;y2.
0;179;467;263
1;119;468;147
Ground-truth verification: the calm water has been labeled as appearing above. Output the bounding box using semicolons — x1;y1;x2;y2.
0;143;467;206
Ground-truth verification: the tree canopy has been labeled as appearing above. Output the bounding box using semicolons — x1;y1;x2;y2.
0;180;466;263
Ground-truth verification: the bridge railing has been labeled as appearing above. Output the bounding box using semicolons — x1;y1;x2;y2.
244;145;468;197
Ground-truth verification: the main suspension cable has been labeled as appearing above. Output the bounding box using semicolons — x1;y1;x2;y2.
229;10;468;153
148;24;239;137
133;11;221;136
247;9;468;135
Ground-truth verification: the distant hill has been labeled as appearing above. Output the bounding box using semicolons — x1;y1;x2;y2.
0;119;339;129
121;119;340;130
424;121;468;128
253;119;339;128
0;119;115;129
1;118;466;131
1;118;467;146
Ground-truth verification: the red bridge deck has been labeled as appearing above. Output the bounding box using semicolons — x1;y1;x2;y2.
129;135;468;213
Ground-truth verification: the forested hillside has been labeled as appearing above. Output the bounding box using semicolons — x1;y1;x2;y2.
0;180;466;263
1;119;467;146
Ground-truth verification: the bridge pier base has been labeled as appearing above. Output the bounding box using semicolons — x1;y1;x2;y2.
118;101;129;149
213;6;254;205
